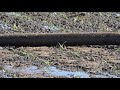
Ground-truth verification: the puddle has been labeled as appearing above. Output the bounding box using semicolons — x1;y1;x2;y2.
95;72;120;78
3;65;90;78
3;65;42;75
3;65;120;78
44;66;90;78
0;70;13;78
93;74;119;78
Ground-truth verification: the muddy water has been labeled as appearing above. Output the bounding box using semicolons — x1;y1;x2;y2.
3;65;42;75
0;70;13;78
3;65;90;78
44;66;90;78
3;65;120;78
93;74;119;78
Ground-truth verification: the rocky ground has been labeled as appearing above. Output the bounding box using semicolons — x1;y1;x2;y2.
0;12;120;78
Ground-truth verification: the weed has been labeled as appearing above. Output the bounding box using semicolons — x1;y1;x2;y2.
29;53;37;60
19;50;37;60
58;41;67;50
116;47;120;53
18;50;52;67
19;51;28;56
115;69;120;74
59;12;68;19
42;60;52;67
13;23;18;30
6;12;32;21
68;51;80;58
73;16;84;22
0;66;3;70
22;15;32;20
99;12;104;17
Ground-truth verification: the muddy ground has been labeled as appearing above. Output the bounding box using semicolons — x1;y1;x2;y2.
0;12;120;78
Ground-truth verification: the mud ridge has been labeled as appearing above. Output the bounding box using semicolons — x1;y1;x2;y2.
0;32;120;46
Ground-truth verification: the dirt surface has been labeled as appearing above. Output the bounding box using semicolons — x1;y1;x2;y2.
0;12;120;78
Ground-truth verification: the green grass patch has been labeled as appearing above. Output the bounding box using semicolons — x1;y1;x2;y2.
58;41;67;50
116;47;120;53
42;60;52;67
68;51;80;58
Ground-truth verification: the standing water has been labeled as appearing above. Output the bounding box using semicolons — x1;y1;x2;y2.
3;65;90;78
3;65;120;78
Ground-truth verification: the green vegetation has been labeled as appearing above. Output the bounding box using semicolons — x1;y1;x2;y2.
19;50;52;66
59;12;68;19
0;66;3;70
58;41;67;50
116;47;120;53
42;60;52;67
13;23;18;30
7;12;32;20
19;50;37;60
73;15;85;22
68;51;80;58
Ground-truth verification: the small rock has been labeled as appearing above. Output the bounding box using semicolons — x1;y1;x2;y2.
0;47;3;50
116;13;120;17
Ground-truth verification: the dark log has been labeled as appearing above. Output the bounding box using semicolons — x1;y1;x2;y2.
0;32;120;46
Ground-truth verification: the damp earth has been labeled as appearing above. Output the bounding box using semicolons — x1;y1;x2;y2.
0;12;120;78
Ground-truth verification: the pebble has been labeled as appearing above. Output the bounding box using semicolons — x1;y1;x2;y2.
116;13;120;17
0;47;3;50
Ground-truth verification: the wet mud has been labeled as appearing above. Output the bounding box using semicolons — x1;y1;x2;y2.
0;12;120;78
